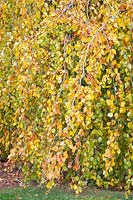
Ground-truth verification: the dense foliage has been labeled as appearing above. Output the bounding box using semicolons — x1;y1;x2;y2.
0;0;133;197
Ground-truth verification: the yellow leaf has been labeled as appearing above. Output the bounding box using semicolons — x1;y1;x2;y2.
46;180;54;189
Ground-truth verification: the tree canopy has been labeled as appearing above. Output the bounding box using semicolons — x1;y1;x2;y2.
0;0;133;198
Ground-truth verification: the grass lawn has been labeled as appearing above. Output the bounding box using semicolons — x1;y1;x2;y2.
0;186;133;200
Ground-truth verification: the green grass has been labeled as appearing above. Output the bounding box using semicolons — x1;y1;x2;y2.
0;186;133;200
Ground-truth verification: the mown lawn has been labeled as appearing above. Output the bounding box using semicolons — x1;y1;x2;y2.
0;186;133;200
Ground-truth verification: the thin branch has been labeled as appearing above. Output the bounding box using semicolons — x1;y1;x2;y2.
64;8;123;131
62;35;68;85
129;0;133;95
86;0;91;20
59;1;75;17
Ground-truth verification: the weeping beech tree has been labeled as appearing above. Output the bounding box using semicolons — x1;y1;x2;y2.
0;0;133;197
